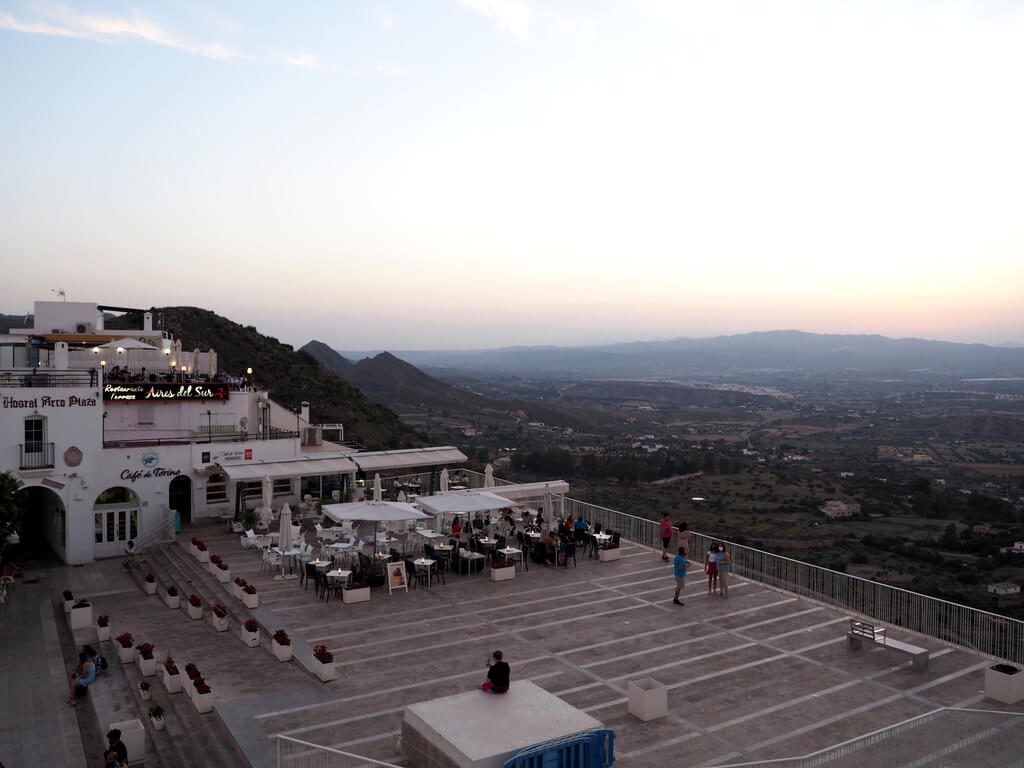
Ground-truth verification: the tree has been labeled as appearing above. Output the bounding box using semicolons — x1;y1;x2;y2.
0;470;25;559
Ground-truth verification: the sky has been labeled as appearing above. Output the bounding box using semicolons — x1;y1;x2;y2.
1;1;1023;351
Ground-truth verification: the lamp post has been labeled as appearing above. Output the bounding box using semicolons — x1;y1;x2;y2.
246;367;253;391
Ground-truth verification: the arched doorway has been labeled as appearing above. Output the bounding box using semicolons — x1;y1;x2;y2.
169;475;192;529
15;485;66;563
93;487;139;559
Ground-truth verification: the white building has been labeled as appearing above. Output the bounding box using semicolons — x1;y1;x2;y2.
1;300;465;564
987;582;1021;596
820;500;860;519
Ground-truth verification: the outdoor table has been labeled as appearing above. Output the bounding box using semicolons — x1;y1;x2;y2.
593;533;613;548
497;547;521;557
271;547;305;576
310;559;331;571
413;558;437;587
449;485;467;491
326;569;351;586
417;530;445;540
525;531;542;541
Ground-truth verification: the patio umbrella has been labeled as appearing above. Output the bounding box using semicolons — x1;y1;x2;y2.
99;338;159;376
322;500;431;558
261;475;273;511
484;464;494;487
542;484;553;528
440;468;449;493
373;473;383;502
397;490;407;503
278;504;293;551
416;490;517;532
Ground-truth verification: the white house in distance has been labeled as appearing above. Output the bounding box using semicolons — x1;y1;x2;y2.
1;299;466;565
987;582;1021;596
820;500;860;519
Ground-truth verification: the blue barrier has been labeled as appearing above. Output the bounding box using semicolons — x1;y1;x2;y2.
503;728;615;768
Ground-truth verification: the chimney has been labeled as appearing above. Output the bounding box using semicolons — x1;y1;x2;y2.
143;312;153;331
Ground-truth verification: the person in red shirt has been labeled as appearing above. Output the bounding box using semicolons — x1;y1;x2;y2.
659;514;674;562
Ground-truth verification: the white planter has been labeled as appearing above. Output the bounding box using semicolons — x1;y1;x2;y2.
985;664;1024;704
190;543;198;557
490;567;515;582
139;686;152;701
107;718;145;763
63;599;73;614
192;689;214;714
342;586;370;604
162;668;182;693
97;625;111;642
137;655;157;677
231;583;243;600
196;550;209;563
215;567;230;583
312;656;337;682
164;593;180;609
187;603;203;620
212;614;229;632
242;591;259;609
69;604;93;630
272;639;293;662
598;548;622;562
150;715;165;731
241;628;260;648
628;678;668;721
117;644;135;664
144;581;157;595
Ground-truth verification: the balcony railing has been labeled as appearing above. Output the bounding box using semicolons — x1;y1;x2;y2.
102;429;299;449
1;369;100;387
19;442;55;470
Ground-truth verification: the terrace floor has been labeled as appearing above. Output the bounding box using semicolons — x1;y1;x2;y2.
16;520;1024;767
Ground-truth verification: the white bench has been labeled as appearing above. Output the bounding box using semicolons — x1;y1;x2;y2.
847;619;929;671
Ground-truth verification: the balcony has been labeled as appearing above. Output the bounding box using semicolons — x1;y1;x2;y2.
1;369;99;388
19;442;55;470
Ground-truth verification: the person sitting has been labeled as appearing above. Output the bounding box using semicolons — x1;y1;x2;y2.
541;531;556;565
471;512;485;533
83;644;106;675
451;517;463;537
67;651;96;705
573;518;589;531
122;539;135;572
105;729;128;765
562;515;574;534
481;650;509;693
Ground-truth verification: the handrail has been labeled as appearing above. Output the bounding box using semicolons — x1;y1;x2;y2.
134;506;176;554
275;735;402;767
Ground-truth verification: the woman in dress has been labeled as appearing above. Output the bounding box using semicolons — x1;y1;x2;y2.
705;543;720;595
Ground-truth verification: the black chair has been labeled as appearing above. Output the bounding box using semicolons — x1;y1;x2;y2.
611;532;621;548
516;532;531;572
404;559;427;589
303;562;317;591
561;541;577;568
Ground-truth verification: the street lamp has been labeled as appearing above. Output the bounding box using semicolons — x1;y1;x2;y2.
246;367;253;391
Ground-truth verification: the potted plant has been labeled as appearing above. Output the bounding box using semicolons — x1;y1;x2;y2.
211;604;229;632
191;677;213;713
196;542;209;563
598;541;622;562
187;594;203;620
490;559;516;582
214;560;230;583
138;680;152;701
69;597;92;629
62;589;74;614
115;632;134;664
272;629;292;662
311;644;337;682
136;642;156;676
149;704;165;731
164;585;180;609
232;577;247;601
241;618;260;648
161;657;181;693
342;579;370;604
190;537;201;556
96;615;111;642
143;573;157;595
242;583;258;609
184;663;201;700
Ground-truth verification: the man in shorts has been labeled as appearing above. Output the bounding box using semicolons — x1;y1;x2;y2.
673;547;687;606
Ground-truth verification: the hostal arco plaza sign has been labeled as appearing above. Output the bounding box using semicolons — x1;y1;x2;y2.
103;382;230;402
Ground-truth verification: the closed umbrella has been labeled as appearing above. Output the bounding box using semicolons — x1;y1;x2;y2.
397;490;407;503
484;464;494;488
440;468;449;493
542;484;552;529
261;475;273;511
373;473;383;502
278;504;293;551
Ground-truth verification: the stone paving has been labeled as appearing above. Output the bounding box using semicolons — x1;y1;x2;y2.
8;519;1024;768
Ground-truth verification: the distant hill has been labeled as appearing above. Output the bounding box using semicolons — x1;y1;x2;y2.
110;308;428;450
341;331;1024;380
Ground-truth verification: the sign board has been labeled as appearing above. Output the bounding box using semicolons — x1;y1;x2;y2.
386;561;407;595
103;382;230;402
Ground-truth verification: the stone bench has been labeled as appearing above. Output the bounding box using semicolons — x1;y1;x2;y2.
847;619;929;672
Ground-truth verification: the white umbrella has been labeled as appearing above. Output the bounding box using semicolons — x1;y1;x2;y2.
542;484;552;529
261;475;273;510
397;490;407;503
416;490;516;532
373;473;383;502
440;468;449;493
278;504;293;552
484;464;494;487
322;500;432;556
98;338;158;350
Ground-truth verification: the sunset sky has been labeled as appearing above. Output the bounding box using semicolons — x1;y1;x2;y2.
2;1;1022;350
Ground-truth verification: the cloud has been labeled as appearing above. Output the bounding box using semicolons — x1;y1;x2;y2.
375;9;393;29
1;6;237;59
282;53;321;69
457;0;532;41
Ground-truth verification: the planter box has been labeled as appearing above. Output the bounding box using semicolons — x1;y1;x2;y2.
164;593;180;610
144;581;157;595
312;656;337;682
272;639;293;662
231;583;243;600
985;663;1024;704
217;567;231;584
192;690;214;714
342;586;370;604
139;686;152;701
117;644;135;664
97;625;111;642
190;543;197;557
63;599;73;614
69;604;92;630
242;591;259;609
628;678;668;721
196;550;209;564
162;668;182;693
150;715;165;731
598;548;622;562
107;718;145;763
187;603;203;621
137;655;157;677
212;614;229;632
241;628;260;648
490;567;515;582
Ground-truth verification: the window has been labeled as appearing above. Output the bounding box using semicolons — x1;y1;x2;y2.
206;473;227;504
24;416;44;453
240;478;292;497
273;478;292;496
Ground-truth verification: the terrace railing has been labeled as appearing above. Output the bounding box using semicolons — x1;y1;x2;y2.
275;735;401;768
0;368;100;387
19;442;55;470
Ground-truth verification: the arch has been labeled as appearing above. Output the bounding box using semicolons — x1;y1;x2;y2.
14;484;66;561
92;486;140;559
169;475;192;528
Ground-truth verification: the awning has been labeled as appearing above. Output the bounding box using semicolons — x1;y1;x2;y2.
219;456;358;482
487;481;570;501
351;446;467;473
322;500;431;523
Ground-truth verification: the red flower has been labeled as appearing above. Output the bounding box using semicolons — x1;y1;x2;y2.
234;577;247;587
116;633;133;648
244;619;259;632
96;615;110;627
195;682;211;695
164;657;179;674
144;573;155;583
242;584;257;594
188;594;202;607
210;554;222;565
167;586;178;596
137;642;155;660
218;562;229;571
313;645;334;664
62;590;74;600
191;537;201;546
273;630;290;646
212;604;228;618
196;542;207;551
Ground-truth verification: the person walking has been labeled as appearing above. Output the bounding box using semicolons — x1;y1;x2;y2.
677;521;691;555
105;729;128;764
659;514;673;561
672;547;687;606
705;543;720;595
717;543;731;598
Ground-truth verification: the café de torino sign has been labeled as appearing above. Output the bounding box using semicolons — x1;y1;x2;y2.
103;382;230;402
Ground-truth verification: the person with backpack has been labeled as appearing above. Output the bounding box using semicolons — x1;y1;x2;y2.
67;651;96;705
83;644;107;674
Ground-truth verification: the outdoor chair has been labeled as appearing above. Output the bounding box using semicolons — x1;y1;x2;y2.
303;562;317;591
611;532;621;548
516;532;531;572
561;541;577;568
404;559;428;589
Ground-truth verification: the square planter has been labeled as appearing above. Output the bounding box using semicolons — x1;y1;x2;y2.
164;593;180;610
628;678;668;721
212;614;229;632
215;567;230;583
144;581;157;596
342;586;370;604
69;603;93;630
162;668;182;694
490;567;515;582
192;689;214;714
242;591;259;609
190;543;198;557
107;718;145;763
598;548;622;562
187;603;203;621
312;656;337;682
117;644;135;664
231;583;243;600
272;640;293;662
64;599;73;614
196;550;209;564
97;625;111;642
137;655;157;677
985;663;1024;704
241;628;260;648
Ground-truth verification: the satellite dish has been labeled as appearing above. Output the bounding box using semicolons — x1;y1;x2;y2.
239;416;249;429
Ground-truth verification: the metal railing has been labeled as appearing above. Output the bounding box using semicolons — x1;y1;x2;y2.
135;506;177;554
102;428;299;448
0;369;100;387
19;442;54;470
275;735;401;768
